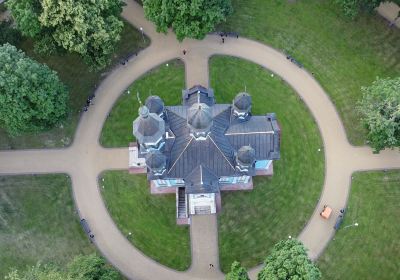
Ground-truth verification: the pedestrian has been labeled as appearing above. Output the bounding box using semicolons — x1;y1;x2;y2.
222;38;225;44
209;264;214;269
183;49;186;55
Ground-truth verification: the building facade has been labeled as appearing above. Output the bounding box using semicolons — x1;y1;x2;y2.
129;85;280;224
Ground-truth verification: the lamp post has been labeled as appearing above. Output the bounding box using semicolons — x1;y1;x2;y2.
140;27;145;43
343;222;358;229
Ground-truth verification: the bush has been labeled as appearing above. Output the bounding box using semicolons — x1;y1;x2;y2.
0;20;21;46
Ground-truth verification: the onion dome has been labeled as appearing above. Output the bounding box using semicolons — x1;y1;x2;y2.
187;102;213;132
145;95;164;116
133;106;165;145
234;92;252;110
145;151;166;171
233;92;252;119
236;145;256;166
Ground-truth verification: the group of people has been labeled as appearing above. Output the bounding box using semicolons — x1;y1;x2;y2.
220;31;239;44
83;93;95;112
286;54;303;68
121;52;138;66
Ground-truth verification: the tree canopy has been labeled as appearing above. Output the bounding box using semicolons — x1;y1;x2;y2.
143;0;233;41
6;0;124;70
0;43;68;135
5;254;122;280
225;261;250;280
258;239;321;280
358;77;400;152
334;0;400;19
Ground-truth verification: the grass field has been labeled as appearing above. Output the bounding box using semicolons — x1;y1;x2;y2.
210;57;324;272
0;21;149;150
100;60;185;147
318;170;400;280
220;0;400;145
0;174;93;278
100;171;191;270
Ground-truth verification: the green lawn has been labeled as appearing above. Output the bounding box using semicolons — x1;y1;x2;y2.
318;170;400;280
210;57;324;272
0;174;93;278
220;0;400;145
0;21;149;150
100;60;185;147
100;171;191;270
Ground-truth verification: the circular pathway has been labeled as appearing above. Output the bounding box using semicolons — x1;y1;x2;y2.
1;1;399;279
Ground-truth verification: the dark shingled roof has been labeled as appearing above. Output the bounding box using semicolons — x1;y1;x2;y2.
133;87;281;194
145;151;166;169
187;103;213;131
133;106;165;144
233;92;251;111
145;95;164;115
183;85;215;107
184;165;219;194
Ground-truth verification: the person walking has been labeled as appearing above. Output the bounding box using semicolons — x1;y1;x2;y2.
222;38;225;44
183;49;187;55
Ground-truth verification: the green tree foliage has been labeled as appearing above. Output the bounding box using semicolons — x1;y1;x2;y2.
0;43;68;135
143;0;233;41
0;20;22;46
334;0;400;19
5;0;42;37
5;264;67;280
258;239;321;280
358;77;400;152
225;261;250;280
6;0;124;70
5;254;121;280
68;254;121;280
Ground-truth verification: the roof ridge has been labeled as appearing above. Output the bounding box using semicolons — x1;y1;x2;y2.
168;136;194;174
209;136;235;170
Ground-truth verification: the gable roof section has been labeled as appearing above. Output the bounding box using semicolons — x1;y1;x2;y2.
226;116;280;160
185;165;219;194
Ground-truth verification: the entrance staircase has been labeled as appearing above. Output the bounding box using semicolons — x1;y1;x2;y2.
176;187;189;225
194;205;212;215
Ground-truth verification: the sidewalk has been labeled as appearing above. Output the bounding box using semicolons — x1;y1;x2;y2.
377;2;400;28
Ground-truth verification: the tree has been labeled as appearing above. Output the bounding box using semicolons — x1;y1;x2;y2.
5;264;68;280
143;0;233;41
225;261;250;280
0;43;68;135
68;254;121;280
334;0;400;19
5;254;121;280
258;239;321;280
358;77;400;152
6;0;124;70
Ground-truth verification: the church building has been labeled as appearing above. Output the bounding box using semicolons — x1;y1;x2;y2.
129;85;280;224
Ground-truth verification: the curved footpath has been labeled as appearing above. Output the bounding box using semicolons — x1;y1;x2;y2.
0;1;399;279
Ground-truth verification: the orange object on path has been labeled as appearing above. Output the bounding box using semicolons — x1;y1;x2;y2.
320;205;332;219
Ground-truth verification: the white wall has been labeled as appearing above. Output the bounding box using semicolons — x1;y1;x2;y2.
189;193;216;215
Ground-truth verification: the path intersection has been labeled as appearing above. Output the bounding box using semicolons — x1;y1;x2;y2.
1;1;399;279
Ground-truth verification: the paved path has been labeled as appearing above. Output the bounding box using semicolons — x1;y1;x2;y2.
0;1;399;279
377;2;400;28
